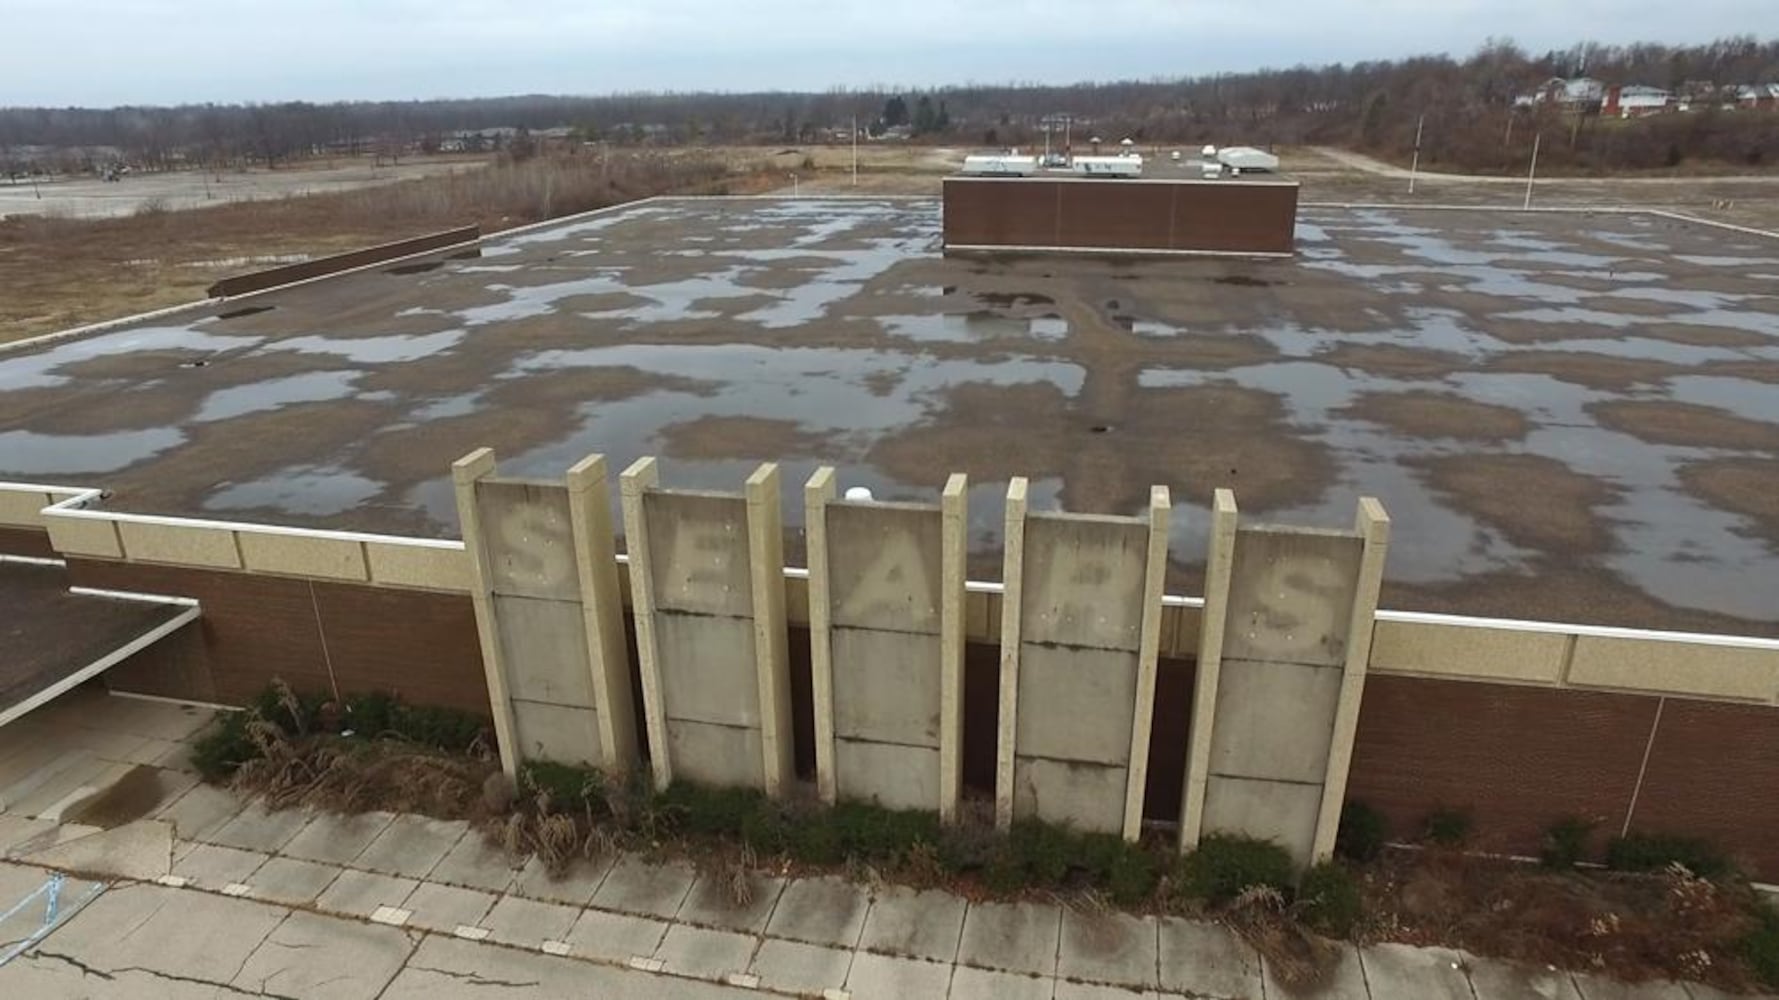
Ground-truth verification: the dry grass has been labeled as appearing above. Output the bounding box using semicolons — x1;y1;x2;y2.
0;149;773;344
1225;885;1340;990
1354;847;1769;992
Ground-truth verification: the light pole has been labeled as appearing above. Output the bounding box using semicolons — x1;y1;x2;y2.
851;114;858;187
1408;114;1424;194
1523;132;1540;209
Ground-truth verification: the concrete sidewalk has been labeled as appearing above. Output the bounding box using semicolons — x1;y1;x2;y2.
5;809;1763;1000
0;692;1770;999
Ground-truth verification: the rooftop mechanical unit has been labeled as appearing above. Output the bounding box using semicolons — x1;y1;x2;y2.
1070;155;1144;178
1215;146;1279;174
960;154;1039;177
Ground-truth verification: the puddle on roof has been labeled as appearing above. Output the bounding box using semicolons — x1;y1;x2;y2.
204;466;385;516
1676;254;1779;267
0;428;183;475
878;312;1068;342
1524;423;1778;619
261;330;466;363
191;371;360;422
507;344;1085;432
0;327;262;391
1501;305;1779;337
1534;337;1748;365
1663;376;1779;423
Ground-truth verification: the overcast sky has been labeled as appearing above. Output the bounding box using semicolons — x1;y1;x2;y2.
0;0;1769;107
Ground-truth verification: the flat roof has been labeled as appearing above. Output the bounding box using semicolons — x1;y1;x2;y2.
0;560;197;726
2;196;1777;635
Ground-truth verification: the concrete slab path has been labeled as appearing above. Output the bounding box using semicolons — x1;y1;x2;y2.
1;693;1771;999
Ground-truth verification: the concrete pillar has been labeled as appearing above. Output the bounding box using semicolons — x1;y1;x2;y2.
1121;486;1171;841
805;467;840;804
452;448;519;777
1179;488;1238;851
1311;498;1391;861
939;473;968;824
618;457;671;790
566;454;640;778
994;477;1029;831
746;464;794;798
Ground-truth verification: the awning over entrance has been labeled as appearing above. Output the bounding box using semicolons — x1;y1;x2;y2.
0;558;199;728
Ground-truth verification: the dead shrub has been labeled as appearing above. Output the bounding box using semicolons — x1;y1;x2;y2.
1226;885;1338;990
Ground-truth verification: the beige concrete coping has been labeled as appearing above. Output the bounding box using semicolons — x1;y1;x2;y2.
118;519;241;569
1569;633;1779;703
1370;611;1779;705
238;530;369;582
1370;617;1571;685
365;540;472;592
45;515;123;559
0;487;54;528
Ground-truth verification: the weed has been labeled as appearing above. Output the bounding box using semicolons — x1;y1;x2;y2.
1742;903;1779;989
1605;832;1732;880
189;709;256;781
935;816;998;873
520;761;607;815
1009;819;1073;884
1105;846;1160;906
1177;835;1295;906
1297;863;1363;937
1539;816;1596;869
1422;807;1474;847
1335;800;1388;863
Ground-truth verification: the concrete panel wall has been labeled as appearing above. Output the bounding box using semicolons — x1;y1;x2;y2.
624;460;792;795
642;491;763;787
998;486;1168;839
807;476;961;814
22;467;1779;877
1189;499;1389;869
463;476;605;768
455;453;638;776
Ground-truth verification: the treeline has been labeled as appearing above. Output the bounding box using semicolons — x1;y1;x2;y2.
2;35;1775;174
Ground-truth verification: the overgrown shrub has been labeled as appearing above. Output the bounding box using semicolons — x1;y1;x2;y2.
1743;903;1779;989
190;681;490;782
1335;800;1388;863
1177;835;1295;905
1298;862;1363;937
1540;816;1596;870
190;707;256;781
1605;832;1732;879
520;761;608;814
344;691;486;753
1105;845;1161;905
1422;806;1473;847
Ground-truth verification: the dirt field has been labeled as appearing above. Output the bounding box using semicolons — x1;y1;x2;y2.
0;155;491;219
0;151;769;343
4;195;1776;635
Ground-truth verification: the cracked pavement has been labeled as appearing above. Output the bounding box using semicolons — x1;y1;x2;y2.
0;868;760;999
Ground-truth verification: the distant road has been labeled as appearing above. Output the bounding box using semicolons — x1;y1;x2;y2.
0;157;488;220
1310;146;1779;185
